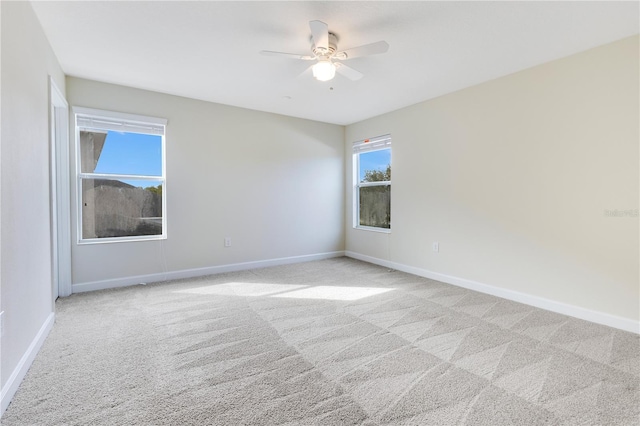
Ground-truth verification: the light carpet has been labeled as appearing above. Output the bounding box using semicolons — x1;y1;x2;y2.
2;257;639;425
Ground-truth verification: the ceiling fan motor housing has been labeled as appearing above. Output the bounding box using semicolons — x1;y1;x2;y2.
312;33;338;57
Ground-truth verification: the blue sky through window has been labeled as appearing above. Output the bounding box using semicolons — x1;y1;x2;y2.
359;149;391;182
94;131;162;187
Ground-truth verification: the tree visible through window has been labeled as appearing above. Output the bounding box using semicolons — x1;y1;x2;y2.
354;136;391;230
75;108;167;242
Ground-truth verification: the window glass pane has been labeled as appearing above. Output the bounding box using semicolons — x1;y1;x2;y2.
359;185;390;229
80;130;162;176
359;148;391;183
81;178;163;239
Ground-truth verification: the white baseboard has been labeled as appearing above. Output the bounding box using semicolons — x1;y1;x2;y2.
1;312;55;416
345;251;639;334
72;251;346;293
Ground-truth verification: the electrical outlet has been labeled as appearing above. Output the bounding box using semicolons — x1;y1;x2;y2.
432;242;439;253
224;237;231;248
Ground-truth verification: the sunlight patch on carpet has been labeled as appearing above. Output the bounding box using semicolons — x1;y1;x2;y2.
274;286;395;301
176;282;307;297
175;282;395;301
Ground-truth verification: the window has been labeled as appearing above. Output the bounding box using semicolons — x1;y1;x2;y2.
353;135;391;230
74;108;167;243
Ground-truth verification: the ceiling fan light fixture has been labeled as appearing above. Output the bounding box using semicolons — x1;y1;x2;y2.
261;20;388;82
312;60;336;81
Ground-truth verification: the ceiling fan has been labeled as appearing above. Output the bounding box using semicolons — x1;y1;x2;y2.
260;20;389;82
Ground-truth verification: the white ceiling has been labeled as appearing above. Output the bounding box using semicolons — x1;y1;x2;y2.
31;1;639;125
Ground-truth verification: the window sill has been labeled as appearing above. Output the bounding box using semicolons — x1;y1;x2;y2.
354;226;391;234
78;234;166;245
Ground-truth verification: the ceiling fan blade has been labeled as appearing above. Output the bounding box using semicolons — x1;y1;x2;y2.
260;50;315;60
297;65;314;79
335;62;363;81
309;20;329;51
335;41;389;60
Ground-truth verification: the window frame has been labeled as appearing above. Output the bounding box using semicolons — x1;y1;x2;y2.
73;107;167;244
353;135;392;232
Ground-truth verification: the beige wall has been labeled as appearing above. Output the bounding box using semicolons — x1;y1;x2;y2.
345;36;639;322
66;78;345;285
1;1;65;393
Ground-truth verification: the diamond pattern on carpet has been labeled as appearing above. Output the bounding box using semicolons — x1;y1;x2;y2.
2;258;638;425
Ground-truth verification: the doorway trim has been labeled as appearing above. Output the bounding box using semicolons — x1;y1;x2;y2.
49;76;71;299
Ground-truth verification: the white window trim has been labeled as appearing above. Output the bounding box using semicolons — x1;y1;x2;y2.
73;107;167;244
353;135;391;232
